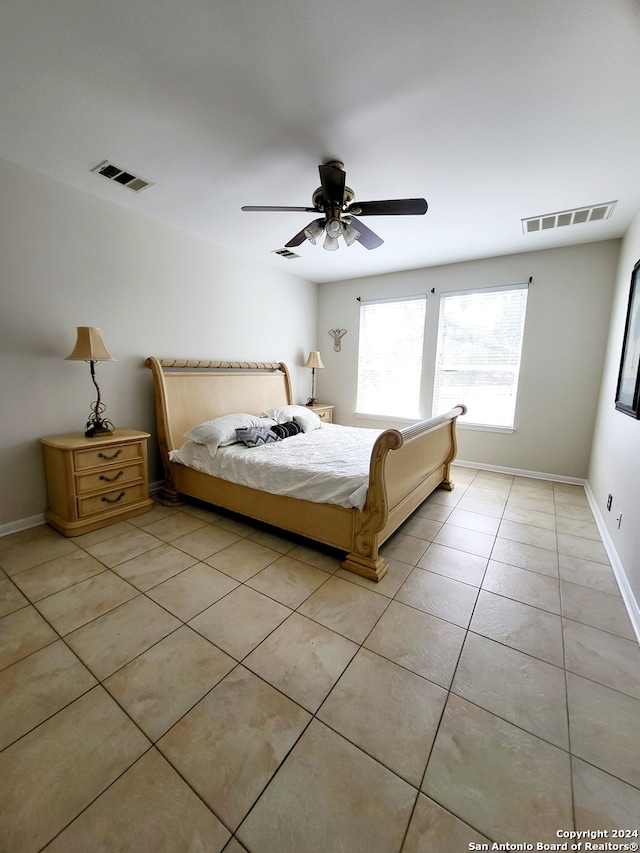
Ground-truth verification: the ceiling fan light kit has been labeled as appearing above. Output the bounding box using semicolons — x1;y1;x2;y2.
303;219;325;244
241;160;428;252
343;219;361;246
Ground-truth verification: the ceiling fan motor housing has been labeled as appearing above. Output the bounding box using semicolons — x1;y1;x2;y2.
312;185;355;211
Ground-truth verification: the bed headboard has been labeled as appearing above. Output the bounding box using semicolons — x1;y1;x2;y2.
145;357;293;456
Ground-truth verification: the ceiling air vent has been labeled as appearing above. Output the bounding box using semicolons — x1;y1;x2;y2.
272;248;300;259
522;201;616;234
92;161;153;193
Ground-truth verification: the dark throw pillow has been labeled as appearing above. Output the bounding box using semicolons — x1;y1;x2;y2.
270;420;303;440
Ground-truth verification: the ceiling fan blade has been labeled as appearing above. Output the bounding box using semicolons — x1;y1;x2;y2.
346;198;428;216
284;226;309;247
318;163;346;207
349;216;384;250
241;205;316;212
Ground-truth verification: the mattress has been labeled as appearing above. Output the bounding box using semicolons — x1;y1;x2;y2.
169;423;382;510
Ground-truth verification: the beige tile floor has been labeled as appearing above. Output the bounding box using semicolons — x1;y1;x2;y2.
1;467;640;852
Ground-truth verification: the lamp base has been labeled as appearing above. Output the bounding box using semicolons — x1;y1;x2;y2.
84;394;115;437
306;398;319;407
85;424;114;438
85;415;115;438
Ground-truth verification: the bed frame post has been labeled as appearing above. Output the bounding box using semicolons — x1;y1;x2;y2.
438;415;462;491
341;428;404;582
341;551;388;582
158;482;183;505
145;357;179;503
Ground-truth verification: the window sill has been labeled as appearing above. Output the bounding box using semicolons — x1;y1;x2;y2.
354;412;420;425
355;413;516;433
458;422;515;434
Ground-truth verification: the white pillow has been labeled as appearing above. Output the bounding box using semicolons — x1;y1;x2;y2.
185;413;276;455
262;404;322;432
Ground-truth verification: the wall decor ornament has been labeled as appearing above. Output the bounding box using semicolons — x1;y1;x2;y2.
329;329;347;352
615;258;640;418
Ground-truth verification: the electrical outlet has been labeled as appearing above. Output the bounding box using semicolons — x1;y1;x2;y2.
607;494;613;511
616;512;622;529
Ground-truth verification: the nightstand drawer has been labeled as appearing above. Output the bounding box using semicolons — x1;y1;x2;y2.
76;461;145;495
308;404;334;423
74;441;144;471
77;482;147;518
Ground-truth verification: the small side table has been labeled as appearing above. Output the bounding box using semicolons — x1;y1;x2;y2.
307;404;334;423
40;428;153;536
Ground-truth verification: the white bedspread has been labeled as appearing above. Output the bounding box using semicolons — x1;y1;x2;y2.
169;423;382;509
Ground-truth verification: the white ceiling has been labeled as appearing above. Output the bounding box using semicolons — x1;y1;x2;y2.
2;0;639;283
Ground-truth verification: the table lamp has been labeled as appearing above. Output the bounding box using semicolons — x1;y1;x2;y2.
303;350;325;406
66;326;116;437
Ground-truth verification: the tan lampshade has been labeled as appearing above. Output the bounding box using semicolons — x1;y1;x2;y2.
303;350;325;369
65;327;116;362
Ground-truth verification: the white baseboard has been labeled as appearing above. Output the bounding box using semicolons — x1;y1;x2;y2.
149;480;163;496
0;513;46;538
454;459;586;486
584;483;640;646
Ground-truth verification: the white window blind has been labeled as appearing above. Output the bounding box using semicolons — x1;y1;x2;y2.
433;284;528;428
356;295;427;418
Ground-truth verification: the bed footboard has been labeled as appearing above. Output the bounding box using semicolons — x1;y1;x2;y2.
342;405;467;581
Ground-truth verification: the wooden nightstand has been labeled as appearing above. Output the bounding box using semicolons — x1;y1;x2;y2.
39;429;153;536
307;404;334;423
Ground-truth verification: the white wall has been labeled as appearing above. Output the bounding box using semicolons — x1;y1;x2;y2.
317;241;619;479
589;211;640;611
0;157;317;527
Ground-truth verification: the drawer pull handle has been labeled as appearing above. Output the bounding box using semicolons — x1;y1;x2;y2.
99;470;124;483
98;449;122;460
101;491;125;504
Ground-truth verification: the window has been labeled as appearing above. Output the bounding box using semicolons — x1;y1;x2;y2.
356;295;426;419
432;284;528;429
355;284;529;428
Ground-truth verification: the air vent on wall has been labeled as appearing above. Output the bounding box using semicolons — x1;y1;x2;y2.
272;248;300;259
92;161;154;193
522;201;616;234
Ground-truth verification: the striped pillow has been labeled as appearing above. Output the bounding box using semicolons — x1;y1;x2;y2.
270;420;303;439
235;426;281;447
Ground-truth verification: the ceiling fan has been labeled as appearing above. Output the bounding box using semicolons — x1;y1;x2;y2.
241;160;428;251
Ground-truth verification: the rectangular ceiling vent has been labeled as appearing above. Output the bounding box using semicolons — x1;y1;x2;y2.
92;160;153;193
272;248;300;259
522;201;616;234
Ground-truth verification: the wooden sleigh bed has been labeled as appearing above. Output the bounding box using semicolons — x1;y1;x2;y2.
146;357;466;582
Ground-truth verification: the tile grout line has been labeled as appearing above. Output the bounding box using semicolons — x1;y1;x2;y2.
2;475;639;850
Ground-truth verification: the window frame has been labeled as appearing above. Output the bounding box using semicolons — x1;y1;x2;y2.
353;281;529;432
432;282;529;431
355;294;428;420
